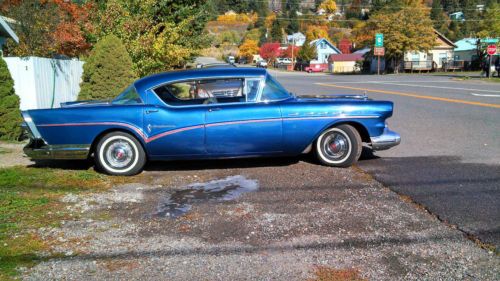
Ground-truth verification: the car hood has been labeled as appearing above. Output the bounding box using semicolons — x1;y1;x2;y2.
293;94;371;102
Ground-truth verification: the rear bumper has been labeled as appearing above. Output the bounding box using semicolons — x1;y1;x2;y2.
370;127;401;151
21;111;90;160
24;142;90;160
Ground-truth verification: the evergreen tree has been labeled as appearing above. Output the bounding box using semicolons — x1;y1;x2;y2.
297;38;317;62
270;19;284;43
442;0;461;13
0;57;22;141
79;35;136;101
460;0;480;37
431;0;444;29
478;2;500;38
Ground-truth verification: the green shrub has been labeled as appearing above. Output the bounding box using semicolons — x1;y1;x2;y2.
79;35;136;101
0;57;22;141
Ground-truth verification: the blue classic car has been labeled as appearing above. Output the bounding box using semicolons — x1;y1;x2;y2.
22;68;400;175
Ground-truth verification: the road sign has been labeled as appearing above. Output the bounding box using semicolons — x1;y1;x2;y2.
374;47;385;56
375;33;384;47
487;45;497;55
482;38;499;44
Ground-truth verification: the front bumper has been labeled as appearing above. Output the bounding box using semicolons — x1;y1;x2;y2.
370;127;401;151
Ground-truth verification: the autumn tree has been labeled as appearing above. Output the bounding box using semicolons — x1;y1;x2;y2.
305;25;331;41
318;0;337;14
93;0;211;75
3;0;93;57
238;39;259;61
79;35;136;101
0;57;22;141
259;42;281;63
281;45;300;59
354;1;436;71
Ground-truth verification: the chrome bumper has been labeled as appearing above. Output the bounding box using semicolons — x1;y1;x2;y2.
24;142;90;160
370;127;401;151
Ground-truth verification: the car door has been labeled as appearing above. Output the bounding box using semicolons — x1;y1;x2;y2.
205;78;283;155
143;87;206;157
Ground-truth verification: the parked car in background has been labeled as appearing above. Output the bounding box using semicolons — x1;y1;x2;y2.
276;58;292;64
198;63;236;69
22;68;400;175
238;57;247;64
305;64;328;73
256;60;268;68
227;56;235;64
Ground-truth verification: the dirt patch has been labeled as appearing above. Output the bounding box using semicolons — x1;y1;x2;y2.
0;142;33;168
23;159;500;280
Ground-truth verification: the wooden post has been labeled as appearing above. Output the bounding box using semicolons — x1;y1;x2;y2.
489;54;492;79
377;55;380;75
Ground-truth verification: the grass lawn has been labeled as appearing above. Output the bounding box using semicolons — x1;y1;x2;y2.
0;166;133;280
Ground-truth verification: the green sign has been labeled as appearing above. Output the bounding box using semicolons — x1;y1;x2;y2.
482;38;499;44
375;33;384;47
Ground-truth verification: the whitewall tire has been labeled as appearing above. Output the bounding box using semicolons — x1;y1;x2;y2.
315;124;362;167
95;131;146;176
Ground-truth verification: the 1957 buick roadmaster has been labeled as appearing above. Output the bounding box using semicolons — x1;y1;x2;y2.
22;68;400;175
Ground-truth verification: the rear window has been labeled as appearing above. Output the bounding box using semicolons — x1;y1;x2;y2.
112;86;143;105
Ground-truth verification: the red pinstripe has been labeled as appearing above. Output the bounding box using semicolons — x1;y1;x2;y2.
37;115;377;143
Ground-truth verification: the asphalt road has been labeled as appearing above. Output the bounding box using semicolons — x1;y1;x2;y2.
270;70;500;249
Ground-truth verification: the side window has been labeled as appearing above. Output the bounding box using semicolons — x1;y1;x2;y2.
245;78;261;102
261;76;291;101
153;78;245;106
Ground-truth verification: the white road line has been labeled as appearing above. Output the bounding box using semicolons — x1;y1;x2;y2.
471;93;500;97
365;82;500;93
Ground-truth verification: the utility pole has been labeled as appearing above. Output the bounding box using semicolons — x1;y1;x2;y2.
291;36;295;71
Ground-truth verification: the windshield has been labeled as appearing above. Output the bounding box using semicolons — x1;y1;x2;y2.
261;75;291;101
112;86;143;105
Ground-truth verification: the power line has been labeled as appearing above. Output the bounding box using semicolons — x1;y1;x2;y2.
255;17;500;22
237;0;497;11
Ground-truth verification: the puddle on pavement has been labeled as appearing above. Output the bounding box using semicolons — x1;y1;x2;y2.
151;175;259;218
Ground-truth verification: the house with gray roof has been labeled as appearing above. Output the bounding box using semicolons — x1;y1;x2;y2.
0;16;18;54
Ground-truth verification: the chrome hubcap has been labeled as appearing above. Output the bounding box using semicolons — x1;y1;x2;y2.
323;132;349;160
106;140;133;168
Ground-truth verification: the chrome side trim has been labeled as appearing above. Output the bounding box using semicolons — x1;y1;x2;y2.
24;144;90;160
370;127;401;151
21;111;43;140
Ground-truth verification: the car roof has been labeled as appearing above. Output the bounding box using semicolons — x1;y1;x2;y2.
134;67;267;93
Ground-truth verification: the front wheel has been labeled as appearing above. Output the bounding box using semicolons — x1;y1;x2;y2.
315;125;362;167
95;131;146;176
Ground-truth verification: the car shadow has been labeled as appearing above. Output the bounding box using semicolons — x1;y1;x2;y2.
144;156;305;172
28;159;94;170
26;147;380;172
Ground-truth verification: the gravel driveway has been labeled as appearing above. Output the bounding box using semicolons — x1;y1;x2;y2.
23;157;499;280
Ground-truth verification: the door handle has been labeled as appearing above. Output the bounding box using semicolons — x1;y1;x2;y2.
146;109;159;114
208;108;221;112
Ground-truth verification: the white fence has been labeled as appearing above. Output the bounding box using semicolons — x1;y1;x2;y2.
4;57;84;110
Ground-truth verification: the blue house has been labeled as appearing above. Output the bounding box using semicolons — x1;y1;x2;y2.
310;38;341;64
454;38;478;62
0;16;18;54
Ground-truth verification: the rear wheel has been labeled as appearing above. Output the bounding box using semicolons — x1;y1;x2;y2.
315;124;362;167
95;131;146;176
